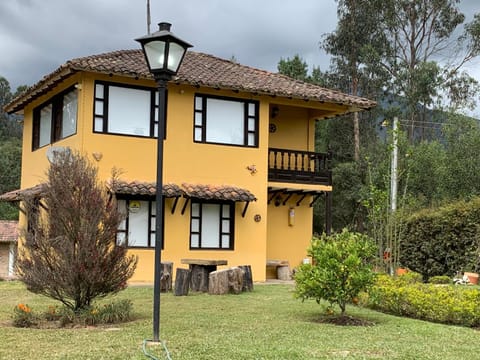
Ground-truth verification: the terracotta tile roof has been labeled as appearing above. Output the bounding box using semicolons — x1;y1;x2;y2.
5;49;376;114
0;181;256;203
182;183;256;202
0;220;18;243
0;184;45;202
109;180;183;198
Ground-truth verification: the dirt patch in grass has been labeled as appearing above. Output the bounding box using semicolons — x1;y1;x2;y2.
315;314;375;326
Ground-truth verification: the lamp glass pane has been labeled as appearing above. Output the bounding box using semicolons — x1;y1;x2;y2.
167;42;185;72
144;40;167;70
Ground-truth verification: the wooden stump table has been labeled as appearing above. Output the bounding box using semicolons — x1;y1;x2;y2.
180;259;228;292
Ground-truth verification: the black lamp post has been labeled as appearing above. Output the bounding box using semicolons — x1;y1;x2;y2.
136;22;192;343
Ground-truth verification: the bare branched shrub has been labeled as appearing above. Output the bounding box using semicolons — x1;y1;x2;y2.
17;150;137;311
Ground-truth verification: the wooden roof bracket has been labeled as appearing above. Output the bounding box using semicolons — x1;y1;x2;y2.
171;196;180;214
242;201;250;218
282;192;295;206
296;193;308;206
267;188;286;204
309;192;324;207
181;197;190;215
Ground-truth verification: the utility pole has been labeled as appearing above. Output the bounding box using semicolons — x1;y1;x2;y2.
390;117;398;212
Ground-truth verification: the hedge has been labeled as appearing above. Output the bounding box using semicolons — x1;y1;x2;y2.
399;197;480;281
363;275;480;327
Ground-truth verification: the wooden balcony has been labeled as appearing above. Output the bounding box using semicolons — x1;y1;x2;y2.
268;148;332;186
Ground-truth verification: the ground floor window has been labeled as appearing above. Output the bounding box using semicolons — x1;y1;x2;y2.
190;201;234;250
117;198;163;249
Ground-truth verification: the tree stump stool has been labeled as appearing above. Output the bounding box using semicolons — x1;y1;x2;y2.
180;259;228;292
277;265;291;281
208;267;244;295
238;265;254;291
174;268;191;296
160;261;173;292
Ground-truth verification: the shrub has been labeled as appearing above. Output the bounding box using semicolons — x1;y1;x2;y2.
400;197;480;281
429;275;452;284
396;271;422;284
12;303;36;327
365;276;480;327
59;299;133;326
17;150;137;311
294;229;377;315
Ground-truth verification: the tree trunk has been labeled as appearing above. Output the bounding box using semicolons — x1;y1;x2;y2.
174;268;191;296
352;75;360;162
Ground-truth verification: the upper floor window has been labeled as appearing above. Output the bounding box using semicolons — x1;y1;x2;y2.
94;82;165;138
190;201;234;250
194;94;259;147
32;86;78;150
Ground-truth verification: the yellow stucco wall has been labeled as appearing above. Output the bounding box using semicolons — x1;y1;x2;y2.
17;71;330;283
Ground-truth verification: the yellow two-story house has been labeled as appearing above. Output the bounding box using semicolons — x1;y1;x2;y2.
1;49;374;282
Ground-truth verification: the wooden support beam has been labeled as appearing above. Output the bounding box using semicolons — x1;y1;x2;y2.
242;201;250;218
325;192;332;235
181;197;190;215
171;196;179;214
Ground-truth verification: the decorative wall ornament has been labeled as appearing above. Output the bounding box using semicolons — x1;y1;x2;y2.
92;152;103;161
246;164;257;175
254;214;261;222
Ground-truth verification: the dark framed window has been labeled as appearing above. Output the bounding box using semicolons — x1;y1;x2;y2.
116;198;164;249
190;201;234;250
194;94;259;147
94;81;166;138
32;86;78;150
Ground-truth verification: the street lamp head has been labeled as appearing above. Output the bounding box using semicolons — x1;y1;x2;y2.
136;22;193;81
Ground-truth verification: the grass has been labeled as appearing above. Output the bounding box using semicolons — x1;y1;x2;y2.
1;281;480;359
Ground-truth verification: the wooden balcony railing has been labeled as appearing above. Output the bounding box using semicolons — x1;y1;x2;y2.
268;148;332;186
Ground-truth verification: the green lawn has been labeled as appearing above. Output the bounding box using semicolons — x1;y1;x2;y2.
1;281;479;359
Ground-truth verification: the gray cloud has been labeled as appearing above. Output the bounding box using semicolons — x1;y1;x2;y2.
0;0;478;118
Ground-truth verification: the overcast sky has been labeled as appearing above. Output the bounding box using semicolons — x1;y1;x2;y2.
0;0;479;110
0;0;338;91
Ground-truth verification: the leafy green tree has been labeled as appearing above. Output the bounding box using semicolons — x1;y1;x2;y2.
17;150;137;311
277;54;309;81
0;76;22;140
323;0;388;160
294;229;377;315
0;138;22;219
378;0;480;140
442;113;480;199
0;76;23;219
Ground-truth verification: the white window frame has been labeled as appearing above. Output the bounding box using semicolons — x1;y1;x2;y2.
32;86;78;150
190;201;234;250
194;94;258;147
94;81;163;138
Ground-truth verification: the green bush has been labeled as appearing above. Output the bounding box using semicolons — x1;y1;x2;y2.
396;271;422;284
365;276;480;327
429;275;452;284
400;197;480;281
59;299;133;326
12;303;37;328
294;229;377;315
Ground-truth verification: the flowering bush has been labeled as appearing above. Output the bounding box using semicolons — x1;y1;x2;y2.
13;303;36;327
364;275;480;327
